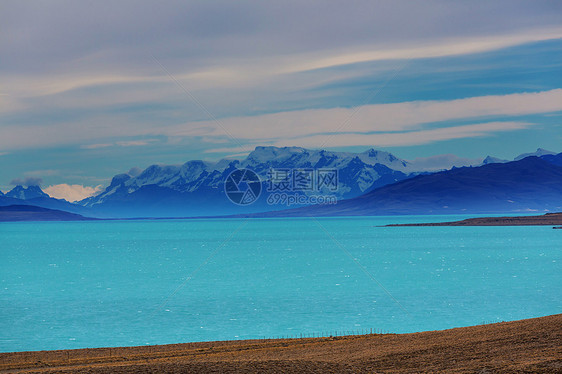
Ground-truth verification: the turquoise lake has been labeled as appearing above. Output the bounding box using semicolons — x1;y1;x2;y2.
1;216;560;352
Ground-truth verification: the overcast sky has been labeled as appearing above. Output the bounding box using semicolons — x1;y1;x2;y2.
1;1;561;199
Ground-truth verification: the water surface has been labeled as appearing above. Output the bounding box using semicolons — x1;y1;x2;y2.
1;216;560;352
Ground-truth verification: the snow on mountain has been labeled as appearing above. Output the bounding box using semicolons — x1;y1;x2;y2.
241;146;410;172
514;148;555;161
6;185;50;200
480;156;508;165
80;146;412;212
262;156;562;217
471;149;557;167
71;146;562;217
357;148;410;171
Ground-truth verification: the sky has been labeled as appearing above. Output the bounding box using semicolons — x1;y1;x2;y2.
1;0;562;200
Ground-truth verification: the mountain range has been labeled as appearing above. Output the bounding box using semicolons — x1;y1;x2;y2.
0;147;560;218
77;146;413;217
252;155;562;217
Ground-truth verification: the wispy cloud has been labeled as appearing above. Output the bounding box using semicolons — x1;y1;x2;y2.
115;139;157;147
184;89;562;147
81;143;113;149
281;27;562;74
204;146;254;154
2;89;560;152
81;139;158;149
271;121;535;148
24;169;60;177
10;177;43;187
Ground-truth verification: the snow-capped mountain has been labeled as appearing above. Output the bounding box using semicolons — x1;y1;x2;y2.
80;146;411;217
241;146;410;172
470;149;556;167
480;156;508;165
75;146;561;217
514;148;555;161
6;185;50;200
0;185;92;216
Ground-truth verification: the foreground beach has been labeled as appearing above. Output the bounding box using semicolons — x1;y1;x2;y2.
1;314;560;373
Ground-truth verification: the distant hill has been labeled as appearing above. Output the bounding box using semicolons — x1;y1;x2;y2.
0;186;93;217
252;156;562;217
0;205;96;222
541;152;562;167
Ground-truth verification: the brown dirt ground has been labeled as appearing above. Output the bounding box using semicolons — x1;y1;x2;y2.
1;314;560;373
387;212;562;227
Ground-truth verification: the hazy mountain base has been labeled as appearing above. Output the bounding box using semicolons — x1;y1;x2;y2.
0;205;95;222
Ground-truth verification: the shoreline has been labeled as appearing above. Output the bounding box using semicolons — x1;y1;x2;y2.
386;211;562;227
1;314;560;373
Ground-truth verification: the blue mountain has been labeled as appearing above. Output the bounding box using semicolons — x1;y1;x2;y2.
251;155;562;217
3;148;559;219
514;148;556;161
0;205;95;222
6;185;49;200
0;185;90;216
541;152;562;168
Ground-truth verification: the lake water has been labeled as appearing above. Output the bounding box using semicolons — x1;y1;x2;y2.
1;216;560;352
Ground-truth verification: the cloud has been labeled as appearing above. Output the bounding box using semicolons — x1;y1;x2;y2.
184;89;562;145
204;146;255;154
2;1;561;77
44;184;104;202
81;143;113;149
270;121;535;148
81;140;158;150
1;88;559;152
10;177;43;187
1;0;562;189
24;169;60;177
281;27;562;74
407;154;483;171
116;139;157;147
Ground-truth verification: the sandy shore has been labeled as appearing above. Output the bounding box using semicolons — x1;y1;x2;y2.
386;212;562;227
1;314;560;373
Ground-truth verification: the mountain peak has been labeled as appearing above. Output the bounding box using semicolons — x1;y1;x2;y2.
358;148;408;169
481;155;508;165
6;185;49;200
514;148;556;161
537;148;550;152
109;173;131;188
